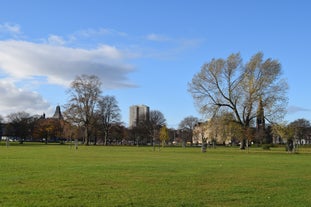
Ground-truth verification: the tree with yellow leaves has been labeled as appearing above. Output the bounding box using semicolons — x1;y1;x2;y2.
159;125;169;148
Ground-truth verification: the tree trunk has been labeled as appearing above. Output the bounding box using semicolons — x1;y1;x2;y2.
240;138;246;150
182;138;186;148
212;140;216;149
201;142;207;152
94;136;97;145
74;138;78;149
152;137;155;151
201;138;207;153
286;139;294;153
104;133;107;146
84;128;89;145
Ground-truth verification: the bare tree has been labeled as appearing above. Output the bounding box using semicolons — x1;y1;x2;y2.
289;118;311;145
134;110;166;147
178;116;199;146
64;74;102;145
149;110;166;126
97;95;121;145
188;52;288;149
149;110;166;148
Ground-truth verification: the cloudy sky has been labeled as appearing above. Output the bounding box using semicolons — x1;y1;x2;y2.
0;0;311;127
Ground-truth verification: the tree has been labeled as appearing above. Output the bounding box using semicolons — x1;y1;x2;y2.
207;112;243;146
6;112;34;143
64;74;102;145
149;110;166;126
193;122;209;152
109;124;127;145
97;95;121;145
33;117;67;144
207;115;227;147
272;122;295;152
178;116;199;147
149;110;166;147
0;115;3;142
134;110;166;148
159;125;169;147
188;52;288;149
288;118;311;145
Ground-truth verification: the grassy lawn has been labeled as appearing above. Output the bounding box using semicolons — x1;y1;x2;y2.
0;144;311;207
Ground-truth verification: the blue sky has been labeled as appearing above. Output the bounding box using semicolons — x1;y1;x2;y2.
0;0;310;128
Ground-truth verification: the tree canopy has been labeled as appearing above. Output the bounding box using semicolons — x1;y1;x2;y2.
64;74;102;145
178;116;199;146
97;95;121;145
188;52;288;148
188;52;288;128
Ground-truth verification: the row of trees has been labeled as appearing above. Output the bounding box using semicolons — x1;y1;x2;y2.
63;75;119;145
0;109;173;146
0;75;176;146
1;52;309;151
63;74;173;146
1;108;310;150
272;118;311;151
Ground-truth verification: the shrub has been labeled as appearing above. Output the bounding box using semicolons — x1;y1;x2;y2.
262;144;272;150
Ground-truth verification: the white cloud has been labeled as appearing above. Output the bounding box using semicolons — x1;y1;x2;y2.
47;35;66;45
74;28;112;37
0;39;137;117
0;40;136;88
69;28;128;41
0;27;203;118
0;22;21;34
146;34;170;42
0;81;50;117
142;33;205;60
287;105;311;114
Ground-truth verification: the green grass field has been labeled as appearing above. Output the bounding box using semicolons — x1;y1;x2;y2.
0;144;311;207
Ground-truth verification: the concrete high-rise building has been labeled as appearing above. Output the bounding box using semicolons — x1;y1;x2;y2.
129;105;150;128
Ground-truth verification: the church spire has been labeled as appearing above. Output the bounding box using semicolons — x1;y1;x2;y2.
256;97;265;130
52;105;63;120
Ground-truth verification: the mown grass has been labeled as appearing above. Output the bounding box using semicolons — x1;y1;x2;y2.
0;143;311;207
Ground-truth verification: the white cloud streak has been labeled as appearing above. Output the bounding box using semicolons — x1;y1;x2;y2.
146;34;170;42
287;105;311;114
0;40;136;88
